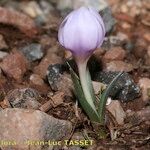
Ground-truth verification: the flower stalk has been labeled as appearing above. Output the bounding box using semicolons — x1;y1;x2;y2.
77;61;96;111
58;6;122;125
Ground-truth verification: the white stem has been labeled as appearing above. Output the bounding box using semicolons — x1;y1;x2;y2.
77;61;96;111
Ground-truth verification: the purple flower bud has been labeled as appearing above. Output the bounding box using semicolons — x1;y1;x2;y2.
58;7;106;113
58;7;105;60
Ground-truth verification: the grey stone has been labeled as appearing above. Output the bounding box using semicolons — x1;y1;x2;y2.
6;88;42;109
0;108;72;150
100;7;116;34
0;34;8;50
56;0;108;16
94;71;140;102
47;64;73;96
20;43;44;61
123;41;134;53
47;64;63;91
102;36;124;50
0;51;8;59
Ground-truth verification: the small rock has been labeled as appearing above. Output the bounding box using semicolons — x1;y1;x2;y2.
123;41;134;52
40;35;56;48
65;50;72;59
47;64;73;96
6;88;42;109
20;43;44;62
0;108;72;150
134;38;147;58
106;100;126;125
30;74;45;86
0;51;29;81
105;61;133;72
100;7;116;34
136;107;150;122
126;107;150;126
39;0;54;15
0;34;8;50
103;47;126;62
73;0;108;11
34;46;63;79
94;71;140;102
47;64;63;91
29;74;50;95
143;33;150;43
92;81;106;95
20;2;38;17
57;0;108;13
102;36;125;50
0;51;8;60
55;74;74;97
138;78;150;102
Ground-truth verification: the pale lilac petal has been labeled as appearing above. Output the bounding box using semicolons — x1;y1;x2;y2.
58;7;106;56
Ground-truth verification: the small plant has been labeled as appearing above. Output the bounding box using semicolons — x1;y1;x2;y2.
58;7;122;125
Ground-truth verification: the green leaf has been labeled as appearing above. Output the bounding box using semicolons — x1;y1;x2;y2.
67;62;100;123
98;72;123;124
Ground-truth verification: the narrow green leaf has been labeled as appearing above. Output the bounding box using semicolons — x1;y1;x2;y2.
67;62;100;123
98;72;123;124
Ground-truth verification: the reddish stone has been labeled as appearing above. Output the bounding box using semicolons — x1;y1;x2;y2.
105;60;133;72
138;78;150;102
103;47;126;62
0;108;72;150
34;46;63;79
0;51;29;81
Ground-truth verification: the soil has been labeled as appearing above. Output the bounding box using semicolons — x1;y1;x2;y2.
0;0;149;150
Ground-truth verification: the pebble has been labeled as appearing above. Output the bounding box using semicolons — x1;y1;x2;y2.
34;46;63;79
105;60;133;72
39;0;55;15
47;64;63;91
92;81;106;95
134;38;147;58
19;43;44;62
100;7;116;34
0;51;8;60
101;36;125;50
0;34;8;50
0;108;72;150
138;78;150;102
0;51;29;81
30;74;45;86
47;67;73;96
143;33;150;43
106;100;126;125
57;0;108;13
19;1;43;18
6;88;42;109
103;47;126;62
123;41;134;52
94;71;140;102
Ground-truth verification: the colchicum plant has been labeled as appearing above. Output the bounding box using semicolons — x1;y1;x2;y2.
58;7;122;125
